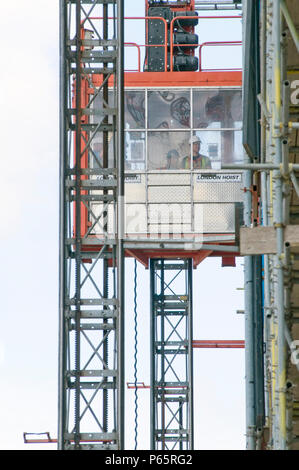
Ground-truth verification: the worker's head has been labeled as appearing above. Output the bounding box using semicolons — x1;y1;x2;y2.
189;135;202;155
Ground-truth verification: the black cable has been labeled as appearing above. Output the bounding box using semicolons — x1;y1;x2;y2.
133;259;138;450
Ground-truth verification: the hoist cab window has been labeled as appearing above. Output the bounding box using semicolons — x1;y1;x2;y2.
89;85;243;238
124;88;242;171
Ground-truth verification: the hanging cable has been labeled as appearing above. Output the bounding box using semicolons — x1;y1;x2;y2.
133;259;138;449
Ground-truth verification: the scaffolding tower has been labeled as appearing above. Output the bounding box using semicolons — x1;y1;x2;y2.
238;0;299;450
58;0;125;450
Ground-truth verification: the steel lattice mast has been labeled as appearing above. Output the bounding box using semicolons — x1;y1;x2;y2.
58;0;124;450
150;259;194;450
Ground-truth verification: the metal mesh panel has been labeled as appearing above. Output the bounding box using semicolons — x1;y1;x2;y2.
148;186;191;203
148;173;191;186
148;203;192;237
89;202;236;235
148;224;192;235
149;203;191;223
125;203;147;234
194;177;243;203
194;203;236;233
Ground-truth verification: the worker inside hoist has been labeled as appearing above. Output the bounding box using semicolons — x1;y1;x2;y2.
181;135;211;169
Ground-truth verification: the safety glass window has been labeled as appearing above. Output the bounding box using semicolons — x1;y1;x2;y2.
125;131;146;170
147;131;190;170
148;89;191;129
193;89;242;129
125;90;145;129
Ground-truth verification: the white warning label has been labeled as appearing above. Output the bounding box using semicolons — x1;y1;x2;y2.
196;173;242;183
125;174;141;183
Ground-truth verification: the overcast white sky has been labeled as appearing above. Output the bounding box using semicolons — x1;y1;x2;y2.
0;1;244;450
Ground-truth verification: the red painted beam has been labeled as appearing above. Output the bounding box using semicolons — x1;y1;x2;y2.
127;382;150;389
192;340;244;349
23;432;114;444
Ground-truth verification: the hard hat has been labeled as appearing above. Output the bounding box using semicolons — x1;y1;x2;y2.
189;135;201;144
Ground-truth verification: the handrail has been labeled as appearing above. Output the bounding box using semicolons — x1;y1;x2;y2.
169;14;241;72
125;42;141;72
80;15;242;73
86;16;168;72
198;41;242;71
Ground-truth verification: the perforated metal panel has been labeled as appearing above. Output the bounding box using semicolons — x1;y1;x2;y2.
194;203;236;233
125;203;147;235
148;223;193;234
194;175;243;203
148;185;191;203
193;172;243;202
149;203;191;223
147;173;191;186
90;171;242;238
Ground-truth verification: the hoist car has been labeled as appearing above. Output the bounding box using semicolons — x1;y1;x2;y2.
83;1;243;268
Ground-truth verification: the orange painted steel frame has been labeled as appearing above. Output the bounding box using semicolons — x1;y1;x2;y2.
125;246;239;269
80;68;242;267
73;28;91;239
92;70;241;88
72;78;90;239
